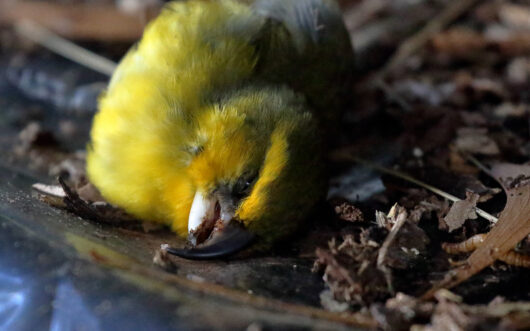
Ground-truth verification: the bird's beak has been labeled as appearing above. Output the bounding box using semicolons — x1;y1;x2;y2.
187;191;219;246
165;190;255;260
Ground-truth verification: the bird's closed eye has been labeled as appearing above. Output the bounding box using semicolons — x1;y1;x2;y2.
233;174;257;199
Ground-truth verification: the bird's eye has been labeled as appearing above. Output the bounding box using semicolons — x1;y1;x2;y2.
233;174;257;199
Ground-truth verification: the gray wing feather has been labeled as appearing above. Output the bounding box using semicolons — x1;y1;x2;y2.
251;0;354;129
252;0;351;52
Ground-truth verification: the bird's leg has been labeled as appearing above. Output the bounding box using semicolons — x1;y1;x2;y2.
442;234;530;268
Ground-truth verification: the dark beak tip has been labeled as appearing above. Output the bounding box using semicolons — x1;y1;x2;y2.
164;224;255;260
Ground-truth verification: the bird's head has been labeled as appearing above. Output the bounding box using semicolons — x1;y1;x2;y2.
168;88;325;259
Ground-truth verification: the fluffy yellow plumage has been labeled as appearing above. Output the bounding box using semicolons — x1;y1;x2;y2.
87;0;353;253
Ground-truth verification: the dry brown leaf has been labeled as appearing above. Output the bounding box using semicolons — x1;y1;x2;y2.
442;191;479;232
494;103;528;118
431;28;488;56
499;4;530;31
496;33;530;56
422;165;530;298
490;163;530;187
454;128;500;155
427;292;530;331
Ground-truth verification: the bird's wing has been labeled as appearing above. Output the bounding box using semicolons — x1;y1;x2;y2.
253;0;350;51
251;0;354;125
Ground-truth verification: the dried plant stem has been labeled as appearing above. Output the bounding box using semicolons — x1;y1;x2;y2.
462;153;491;175
334;152;498;224
15;20;117;76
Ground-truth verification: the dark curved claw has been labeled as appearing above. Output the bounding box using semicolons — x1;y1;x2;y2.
163;223;256;260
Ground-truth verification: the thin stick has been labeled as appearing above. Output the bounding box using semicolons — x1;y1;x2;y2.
333;152;498;224
15;20;117;76
463;153;492;176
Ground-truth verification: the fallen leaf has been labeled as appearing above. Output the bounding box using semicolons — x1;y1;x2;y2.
454;127;500;155
422;165;530;298
443;191;479;232
499;4;530;31
431;28;488;56
490;163;530;187
494;103;528;118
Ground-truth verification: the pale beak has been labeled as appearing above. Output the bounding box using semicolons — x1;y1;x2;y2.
188;191;217;234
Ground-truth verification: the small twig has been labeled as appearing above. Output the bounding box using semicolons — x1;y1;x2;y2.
376;0;481;79
377;205;408;294
462;153;491;175
462;152;511;191
332;151;498;224
15;20;117;76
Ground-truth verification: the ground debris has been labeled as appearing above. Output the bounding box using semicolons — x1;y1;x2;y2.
313;231;388;306
334;202;364;222
424;291;530;331
153;245;178;273
454;127;500;156
14;121;58;153
11;121;67;171
32;176;141;228
370;293;435;331
442;191;479;232
48;151;87;184
370;291;530;330
423;162;530;298
314;204;429;307
431;27;488;56
60;176;139;226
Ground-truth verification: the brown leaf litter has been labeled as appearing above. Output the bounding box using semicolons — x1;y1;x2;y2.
313;204;430;306
372;290;530;331
423;163;530;298
442;191;479;233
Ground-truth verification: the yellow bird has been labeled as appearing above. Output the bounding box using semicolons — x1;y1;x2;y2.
87;0;353;258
